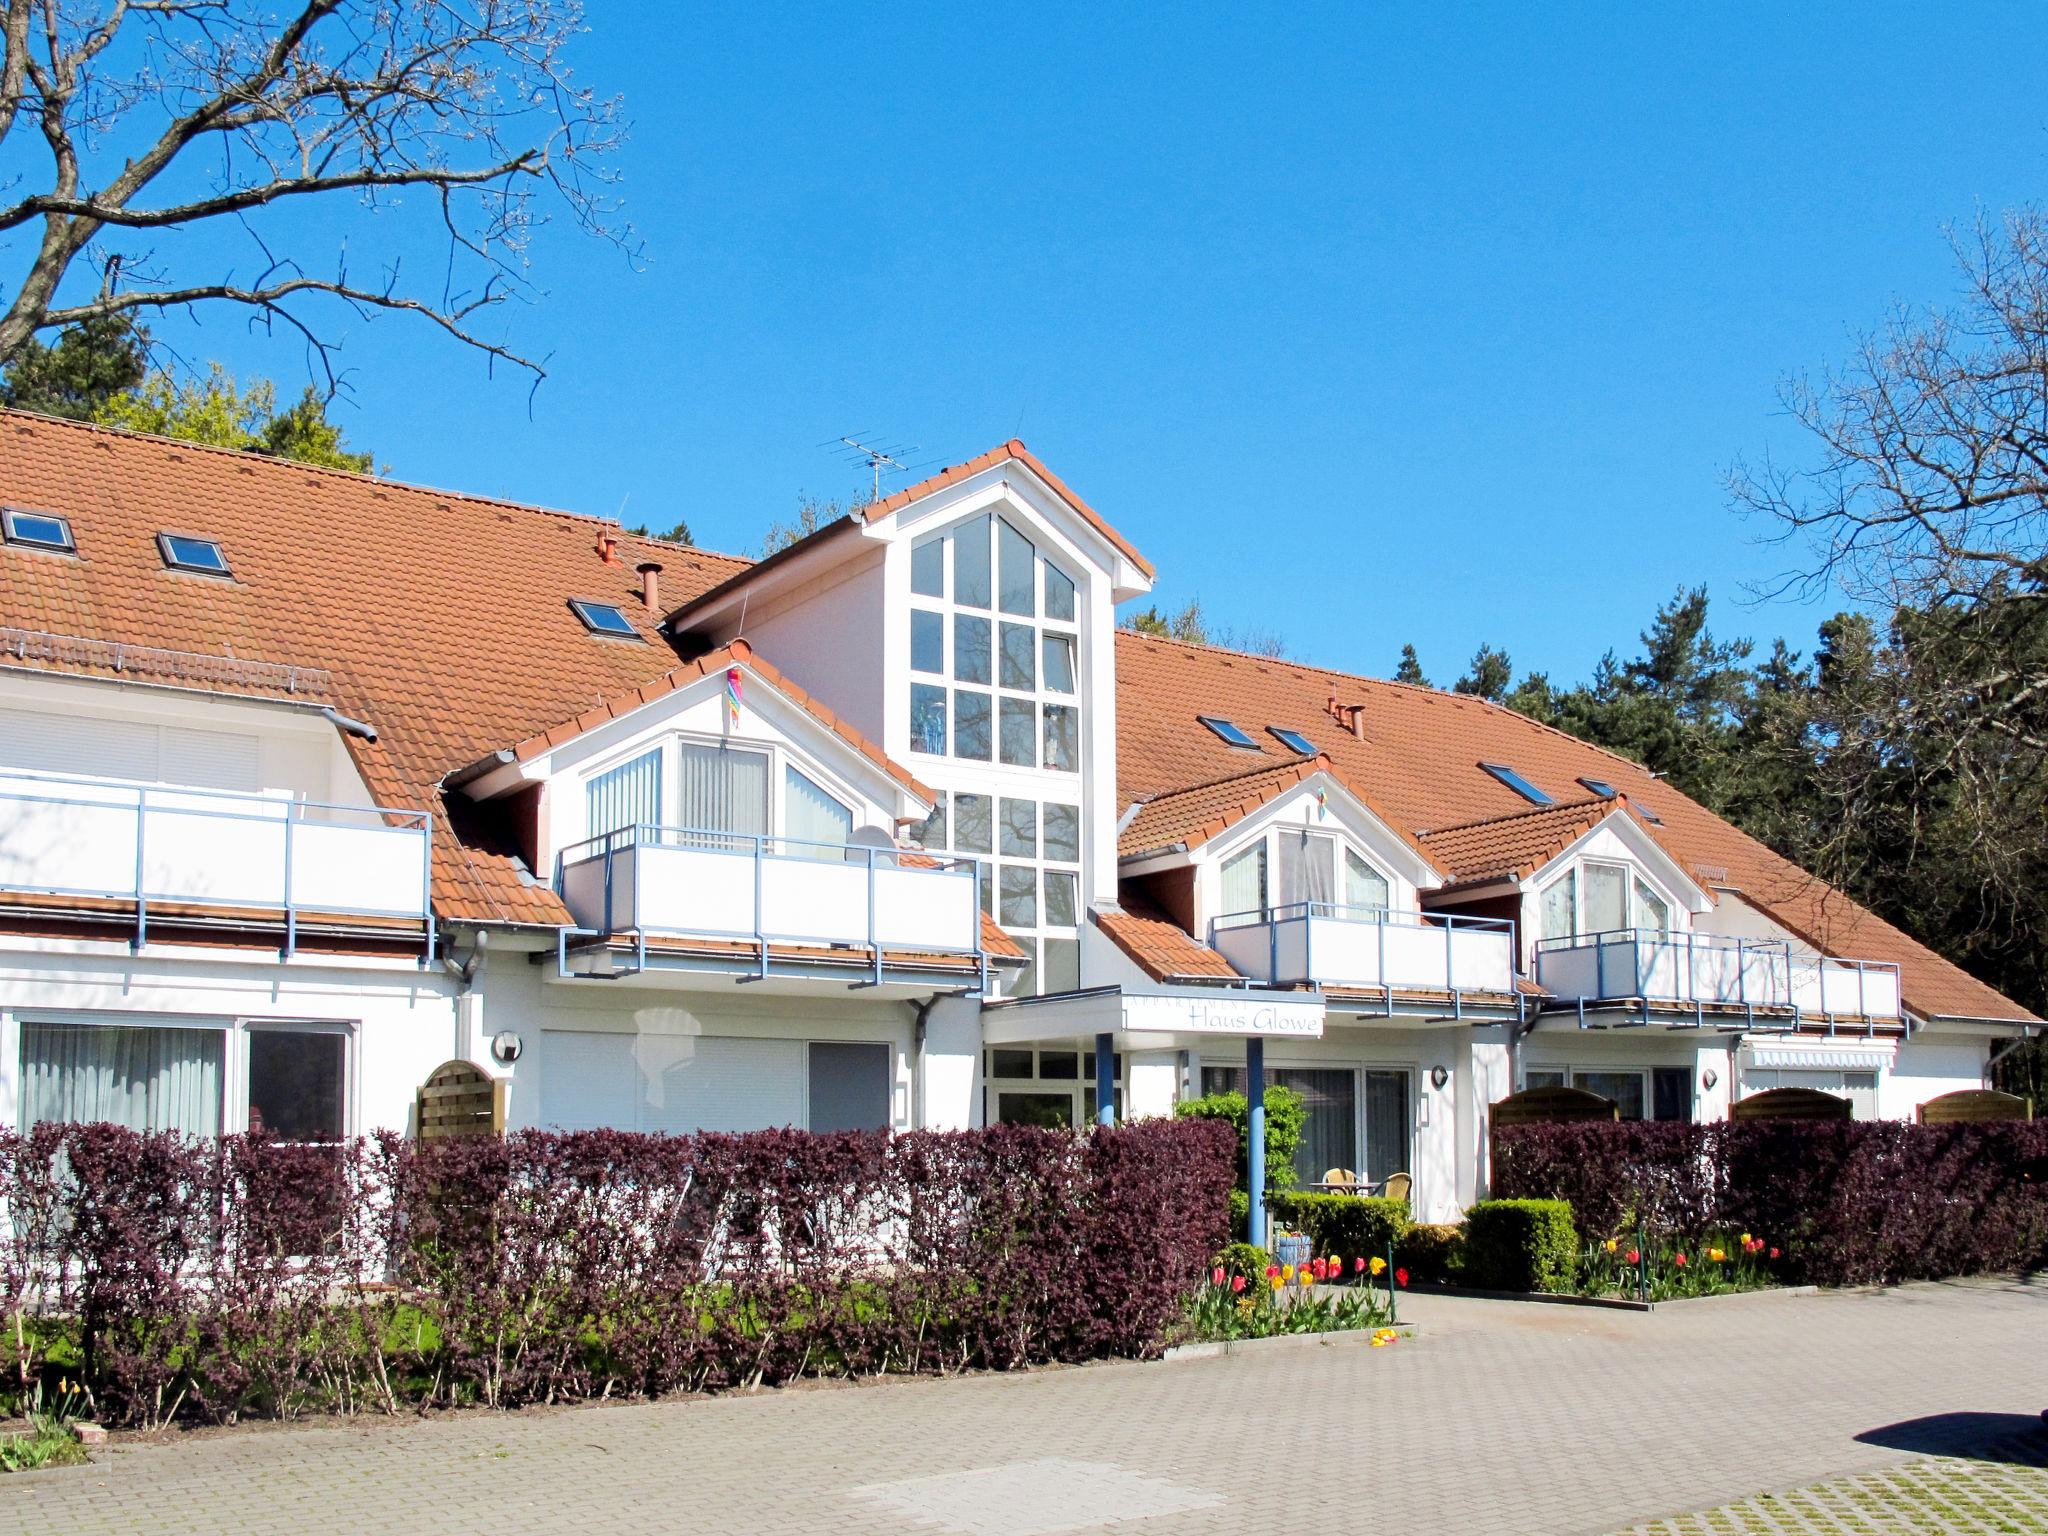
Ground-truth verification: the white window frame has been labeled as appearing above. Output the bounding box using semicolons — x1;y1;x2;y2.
1212;822;1395;920
238;1018;358;1140
573;728;868;855
1536;857;1682;940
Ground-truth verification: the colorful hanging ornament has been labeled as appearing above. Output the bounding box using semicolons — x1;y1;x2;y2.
725;665;743;727
1315;786;1329;820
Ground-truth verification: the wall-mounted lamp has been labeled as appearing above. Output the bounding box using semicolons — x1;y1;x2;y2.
1701;1068;1719;1091
491;1030;524;1066
1429;1065;1450;1091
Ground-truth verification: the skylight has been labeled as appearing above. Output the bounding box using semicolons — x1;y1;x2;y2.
158;533;230;576
1577;777;1618;799
1198;715;1261;750
1269;727;1317;756
1480;762;1554;805
1633;803;1665;827
569;598;640;638
2;507;74;553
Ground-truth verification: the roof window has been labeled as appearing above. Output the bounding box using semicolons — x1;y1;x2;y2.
158;533;230;575
1268;727;1317;756
1480;761;1553;805
1577;777;1618;799
569;598;640;639
1198;715;1261;750
1633;803;1665;827
2;507;74;553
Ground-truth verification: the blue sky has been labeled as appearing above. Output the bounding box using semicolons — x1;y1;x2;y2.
114;3;2048;686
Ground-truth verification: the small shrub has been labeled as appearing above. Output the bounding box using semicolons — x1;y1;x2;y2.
1213;1242;1270;1286
1268;1194;1408;1268
1396;1222;1465;1284
1463;1199;1577;1293
1174;1085;1306;1196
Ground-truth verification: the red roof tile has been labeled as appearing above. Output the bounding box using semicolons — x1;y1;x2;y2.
1093;902;1241;982
1115;630;2036;1025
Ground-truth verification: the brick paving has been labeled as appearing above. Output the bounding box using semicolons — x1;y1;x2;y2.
1;1277;2041;1536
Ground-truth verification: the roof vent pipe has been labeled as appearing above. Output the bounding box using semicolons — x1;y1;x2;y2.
596;533;618;564
1345;704;1366;740
637;561;662;613
321;706;378;742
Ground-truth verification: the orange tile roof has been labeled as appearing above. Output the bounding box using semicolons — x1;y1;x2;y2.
1115;630;2036;1025
860;439;1155;580
491;637;935;805
1118;754;1325;858
1093;902;1242;982
1419;796;1623;885
0;409;751;927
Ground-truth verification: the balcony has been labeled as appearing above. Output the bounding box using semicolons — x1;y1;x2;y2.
0;768;432;954
1534;929;1902;1021
1208;902;1517;1003
555;827;984;983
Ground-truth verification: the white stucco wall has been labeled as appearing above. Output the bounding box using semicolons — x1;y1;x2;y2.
1881;1033;1989;1119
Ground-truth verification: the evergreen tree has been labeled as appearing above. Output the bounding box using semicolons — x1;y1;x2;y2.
1394;643;1428;685
0;316;148;420
1453;643;1514;702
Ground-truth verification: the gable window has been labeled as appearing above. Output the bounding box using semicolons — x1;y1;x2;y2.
1220;842;1268;916
2;507;74;552
677;743;768;841
569;598;639;638
784;766;854;854
1343;847;1390;912
1633;876;1672;931
1480;762;1553;805
1583;861;1628;934
587;748;662;843
158;533;231;575
1538;861;1677;938
1277;829;1337;906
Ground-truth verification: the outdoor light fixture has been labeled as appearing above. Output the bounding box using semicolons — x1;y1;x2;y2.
491;1030;524;1065
1702;1068;1719;1091
1430;1065;1450;1090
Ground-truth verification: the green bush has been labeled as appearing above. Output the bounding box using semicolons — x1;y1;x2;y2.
1396;1221;1465;1284
1462;1199;1577;1293
1268;1193;1409;1269
1176;1085;1306;1239
1213;1241;1270;1285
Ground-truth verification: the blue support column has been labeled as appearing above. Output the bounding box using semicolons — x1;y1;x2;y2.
1094;1031;1116;1126
1246;1036;1266;1247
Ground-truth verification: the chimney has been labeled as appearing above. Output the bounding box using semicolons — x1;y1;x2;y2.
596;533;618;565
637;561;663;613
1344;704;1366;740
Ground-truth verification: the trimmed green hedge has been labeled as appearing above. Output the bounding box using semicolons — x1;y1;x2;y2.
1462;1199;1577;1293
1395;1221;1465;1284
1268;1194;1409;1266
1214;1241;1270;1285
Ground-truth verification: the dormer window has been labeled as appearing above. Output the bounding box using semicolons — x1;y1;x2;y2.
1480;761;1552;805
1537;859;1673;939
2;507;74;553
1199;716;1260;750
1218;826;1391;918
158;533;230;575
1269;727;1316;756
569;599;639;639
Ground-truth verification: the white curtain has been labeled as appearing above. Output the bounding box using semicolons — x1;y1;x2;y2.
586;748;662;844
1220;843;1267;917
784;766;853;858
1583;862;1628;934
1539;870;1576;939
1278;830;1335;907
677;744;768;845
21;1021;223;1135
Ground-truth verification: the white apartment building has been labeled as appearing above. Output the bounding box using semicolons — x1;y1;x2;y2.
0;416;2035;1224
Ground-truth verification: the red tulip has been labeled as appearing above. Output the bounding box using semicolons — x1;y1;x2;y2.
1394;1267;1409;1288
1624;1249;1640;1265
1213;1266;1226;1286
1674;1253;1687;1267
1231;1274;1246;1293
1311;1257;1328;1281
1354;1255;1368;1275
1265;1265;1280;1280
1769;1247;1780;1260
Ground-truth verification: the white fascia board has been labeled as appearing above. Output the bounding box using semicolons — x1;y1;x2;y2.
877;462;1152;603
1206;772;1443;888
663;520;870;637
1523;810;1712;913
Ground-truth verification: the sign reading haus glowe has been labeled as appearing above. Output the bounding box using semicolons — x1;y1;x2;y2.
1121;992;1324;1039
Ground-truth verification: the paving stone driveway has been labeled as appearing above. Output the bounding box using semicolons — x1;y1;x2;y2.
3;1277;2042;1536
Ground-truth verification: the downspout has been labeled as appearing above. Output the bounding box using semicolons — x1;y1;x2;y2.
911;994;941;1131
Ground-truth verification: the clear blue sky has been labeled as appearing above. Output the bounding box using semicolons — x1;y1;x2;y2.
162;3;2048;686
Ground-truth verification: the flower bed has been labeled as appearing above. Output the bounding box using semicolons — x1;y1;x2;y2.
1182;1254;1400;1342
1575;1230;1785;1301
0;1118;1236;1431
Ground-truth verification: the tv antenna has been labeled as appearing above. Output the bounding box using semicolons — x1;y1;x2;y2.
824;433;923;502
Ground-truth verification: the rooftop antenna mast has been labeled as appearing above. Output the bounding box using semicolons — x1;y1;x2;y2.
828;433;919;502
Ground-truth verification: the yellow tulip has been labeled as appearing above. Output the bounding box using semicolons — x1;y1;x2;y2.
1369;1255;1387;1276
1739;1233;1752;1245
1709;1247;1726;1262
1604;1239;1617;1254
1270;1277;1283;1292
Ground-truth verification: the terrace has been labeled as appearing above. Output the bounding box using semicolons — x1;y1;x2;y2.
1207;901;1518;1009
1534;928;1903;1024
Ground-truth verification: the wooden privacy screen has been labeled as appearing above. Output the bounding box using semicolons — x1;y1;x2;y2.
1918;1088;2032;1124
1728;1087;1853;1122
415;1059;507;1139
1491;1086;1620;1128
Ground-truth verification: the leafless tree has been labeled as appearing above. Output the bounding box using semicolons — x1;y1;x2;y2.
0;0;625;382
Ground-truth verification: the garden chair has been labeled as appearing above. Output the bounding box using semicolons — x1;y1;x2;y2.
1380;1171;1412;1206
1319;1167;1357;1191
